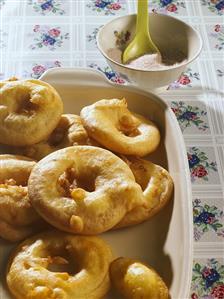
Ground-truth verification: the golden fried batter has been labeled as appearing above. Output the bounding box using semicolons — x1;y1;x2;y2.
7;231;113;299
28;146;143;234
110;257;169;299
116;157;173;228
80;98;160;156
0;155;43;241
19;114;95;160
0;79;63;146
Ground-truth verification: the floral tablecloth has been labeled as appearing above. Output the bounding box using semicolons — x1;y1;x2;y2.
0;0;224;298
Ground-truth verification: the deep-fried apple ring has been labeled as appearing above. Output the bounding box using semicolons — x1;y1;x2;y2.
20;114;94;161
80;98;160;156
110;257;169;299
0;155;42;242
28;146;143;234
7;231;113;299
0;79;63;146
116;157;173;228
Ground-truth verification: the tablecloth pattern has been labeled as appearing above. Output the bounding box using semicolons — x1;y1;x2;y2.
0;1;224;298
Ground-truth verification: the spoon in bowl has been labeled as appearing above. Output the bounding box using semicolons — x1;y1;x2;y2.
122;0;161;64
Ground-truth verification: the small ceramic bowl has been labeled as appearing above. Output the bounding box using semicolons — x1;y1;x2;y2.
97;13;202;92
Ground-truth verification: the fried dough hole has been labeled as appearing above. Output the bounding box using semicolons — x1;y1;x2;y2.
28;146;143;235
0;79;63;146
7;232;113;299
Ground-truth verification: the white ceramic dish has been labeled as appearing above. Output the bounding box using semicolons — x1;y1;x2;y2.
97;13;203;92
0;68;193;299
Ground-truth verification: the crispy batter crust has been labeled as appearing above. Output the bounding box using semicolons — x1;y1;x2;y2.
28;146;144;234
19;114;96;161
115;157;173;228
0;79;63;146
110;257;169;299
7;231;113;299
80;98;160;156
0;155;43;242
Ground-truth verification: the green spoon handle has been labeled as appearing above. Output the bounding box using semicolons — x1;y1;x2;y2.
136;0;149;36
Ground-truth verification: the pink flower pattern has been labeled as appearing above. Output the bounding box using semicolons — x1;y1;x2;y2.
88;63;126;84
29;25;69;51
188;147;217;182
193;198;224;241
48;28;61;37
211;284;224;298
28;0;65;15
151;0;186;14
1;3;223;299
86;0;125;15
192;165;208;178
171;101;209;132
210;24;224;50
166;3;178;11
168;68;200;89
24;61;62;79
191;259;224;298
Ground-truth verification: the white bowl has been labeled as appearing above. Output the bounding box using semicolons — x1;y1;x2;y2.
97;13;203;92
0;68;193;299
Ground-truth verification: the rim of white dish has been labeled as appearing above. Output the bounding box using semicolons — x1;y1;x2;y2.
40;67;194;299
97;13;203;73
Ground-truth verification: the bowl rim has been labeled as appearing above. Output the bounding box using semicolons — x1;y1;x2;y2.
97;13;203;73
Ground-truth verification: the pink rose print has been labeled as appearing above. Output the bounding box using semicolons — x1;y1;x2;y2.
30;25;69;51
171;108;179;114
210;24;224;50
178;75;191;85
166;3;177;12
113;77;125;84
202;267;213;279
169;68;200;89
211;284;224;299
192;165;208;178
188;147;217;182
193;198;224;241
25;61;62;79
109;2;121;10
191;260;224;297
189;113;197;120
171;102;208;132
214;24;221;32
86;0;124;16
32;64;46;75
48;28;61;38
207;216;216;224
151;0;186;14
88;63;126;85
